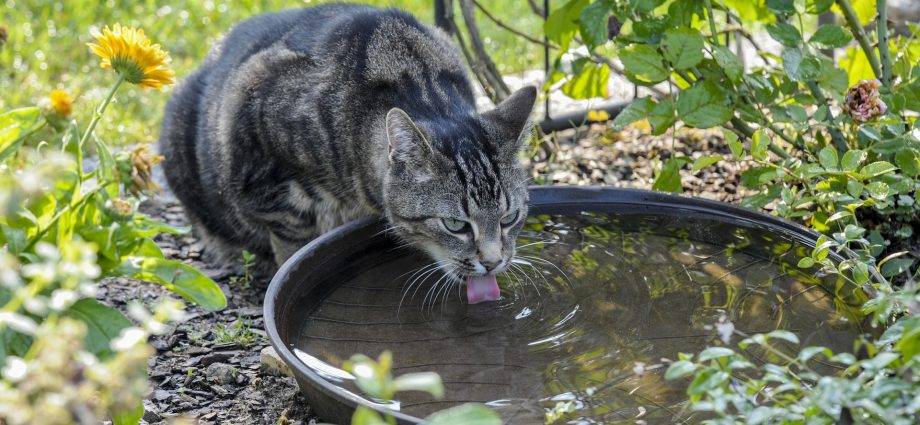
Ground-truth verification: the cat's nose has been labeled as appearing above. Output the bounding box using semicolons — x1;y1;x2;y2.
480;259;502;272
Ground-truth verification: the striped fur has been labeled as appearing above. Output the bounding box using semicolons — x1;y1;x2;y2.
159;4;535;275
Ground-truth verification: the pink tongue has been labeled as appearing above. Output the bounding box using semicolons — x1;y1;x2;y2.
466;275;500;304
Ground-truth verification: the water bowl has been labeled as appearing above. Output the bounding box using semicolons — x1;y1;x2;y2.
264;187;868;424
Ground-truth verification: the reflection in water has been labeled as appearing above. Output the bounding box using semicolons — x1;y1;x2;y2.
291;212;867;424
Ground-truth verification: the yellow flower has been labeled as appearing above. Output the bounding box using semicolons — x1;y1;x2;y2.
49;89;73;117
87;24;174;89
586;110;610;122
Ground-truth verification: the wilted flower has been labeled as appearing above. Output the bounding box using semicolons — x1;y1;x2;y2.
87;24;174;88
117;144;164;196
0;26;7;48
48;89;73;117
844;79;887;123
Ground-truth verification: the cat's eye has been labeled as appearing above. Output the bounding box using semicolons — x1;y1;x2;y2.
500;210;520;227
441;218;470;233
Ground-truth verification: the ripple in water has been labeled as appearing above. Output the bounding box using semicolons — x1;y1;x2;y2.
291;212;867;423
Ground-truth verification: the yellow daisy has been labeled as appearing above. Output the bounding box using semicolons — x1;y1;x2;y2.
87;24;174;89
49;89;73;117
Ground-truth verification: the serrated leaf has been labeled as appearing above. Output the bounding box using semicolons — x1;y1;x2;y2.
620;44;669;84
766;23;802;47
783;47;821;81
895;148;920;176
662;27;704;69
809;25;853;49
611;97;654;130
677;81;733;128
711;45;744;81
653;158;684;193
578;0;614;48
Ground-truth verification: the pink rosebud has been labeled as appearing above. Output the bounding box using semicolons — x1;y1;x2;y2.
844;79;887;123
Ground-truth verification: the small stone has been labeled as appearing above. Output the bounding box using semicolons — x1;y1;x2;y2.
153;389;171;401
205;362;236;385
260;346;292;377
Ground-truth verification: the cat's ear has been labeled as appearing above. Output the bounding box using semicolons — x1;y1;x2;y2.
386;108;433;164
484;86;537;134
482;86;537;156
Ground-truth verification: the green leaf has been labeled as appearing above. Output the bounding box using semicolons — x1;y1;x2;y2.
797;257;815;268
895;148;920;177
847;179;864;197
750;129;770;161
611;97;654;130
677;81;733;128
698;347;735;361
767;330;800;344
392;372;444;399
797;346;832;362
424;404;501;425
809;25;853;49
544;0;590;50
578;0;614;48
843;0;878;26
766;0;795;13
722;0;772;21
841;149;866;171
806;0;834;14
724;129;744;157
120;257;227;311
867;181;889;199
653;158;684;193
860;161;897;178
112;401;144;425
63;298;132;359
352;406;388;425
620;44;669;84
881;258;914;277
711;45;744;82
0;107;44;162
664;360;697;380
782;47;821;81
648;98;676;134
766;23;802;47
818;146;839;170
691;155;724;172
562;62;610;99
662;27;704;70
840;45;874;86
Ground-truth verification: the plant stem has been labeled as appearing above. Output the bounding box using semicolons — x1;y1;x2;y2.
806;81;849;151
703;0;719;44
876;0;892;86
76;74;125;181
835;0;883;80
731;117;792;159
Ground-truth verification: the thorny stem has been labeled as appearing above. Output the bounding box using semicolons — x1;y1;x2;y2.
876;0;892;87
835;0;883;80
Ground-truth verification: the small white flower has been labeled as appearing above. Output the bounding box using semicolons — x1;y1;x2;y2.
21;262;55;282
49;289;78;311
111;327;148;351
2;356;28;382
79;283;99;298
716;316;735;345
0;312;38;335
127;302;152;323
633;362;646;376
34;242;60;261
23;296;48;315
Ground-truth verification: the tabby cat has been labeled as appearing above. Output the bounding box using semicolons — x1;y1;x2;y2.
159;4;536;303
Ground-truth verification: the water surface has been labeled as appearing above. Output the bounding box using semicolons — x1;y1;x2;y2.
291;212;867;423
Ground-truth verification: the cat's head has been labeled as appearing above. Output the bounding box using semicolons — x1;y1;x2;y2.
382;86;536;289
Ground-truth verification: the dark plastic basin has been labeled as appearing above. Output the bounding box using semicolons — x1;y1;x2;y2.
264;186;865;424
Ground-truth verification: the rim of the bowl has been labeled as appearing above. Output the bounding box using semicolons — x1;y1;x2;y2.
264;186;844;424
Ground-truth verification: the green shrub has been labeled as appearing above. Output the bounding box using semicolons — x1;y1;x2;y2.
544;0;919;422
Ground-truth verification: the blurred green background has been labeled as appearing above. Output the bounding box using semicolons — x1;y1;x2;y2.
1;0;544;146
